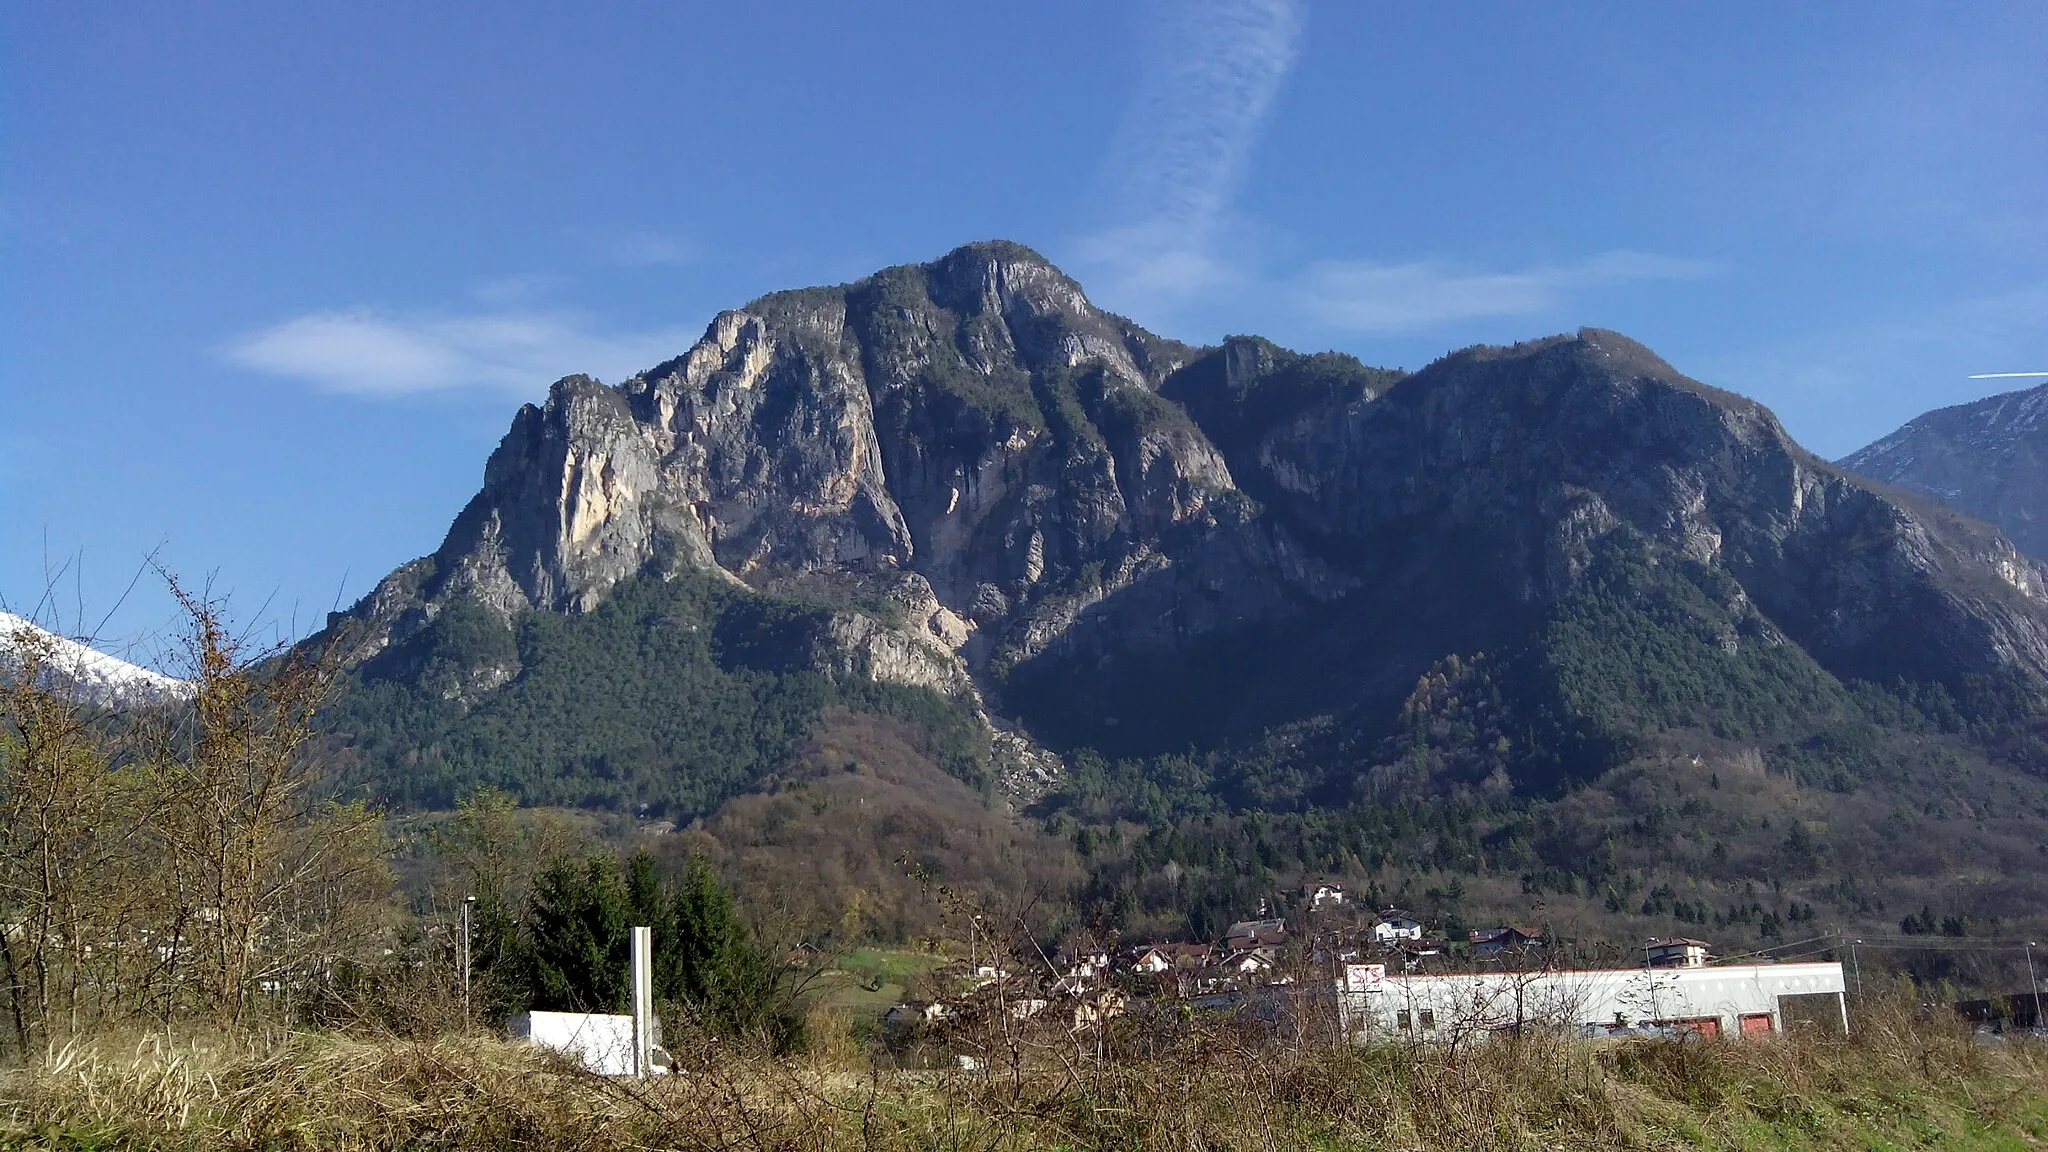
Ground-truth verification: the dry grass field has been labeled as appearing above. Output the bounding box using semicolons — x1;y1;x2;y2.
4;992;2047;1151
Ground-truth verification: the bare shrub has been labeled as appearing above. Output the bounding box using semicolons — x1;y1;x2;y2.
0;580;397;1051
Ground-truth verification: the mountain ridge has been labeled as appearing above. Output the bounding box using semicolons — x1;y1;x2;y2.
321;241;2048;787
0;612;194;706
1840;378;2048;562
308;241;2048;947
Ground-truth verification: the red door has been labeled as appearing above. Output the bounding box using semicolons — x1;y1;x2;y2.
1740;1013;1774;1037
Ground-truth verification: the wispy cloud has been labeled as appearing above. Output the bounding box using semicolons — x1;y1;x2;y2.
605;231;696;269
1295;251;1721;334
225;309;697;398
1077;0;1304;308
1072;1;1714;338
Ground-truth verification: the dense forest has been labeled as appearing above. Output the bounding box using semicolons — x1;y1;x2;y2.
319;529;2048;962
1040;533;2048;951
324;569;988;815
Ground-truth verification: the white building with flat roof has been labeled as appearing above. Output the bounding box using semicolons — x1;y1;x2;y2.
1335;960;1847;1041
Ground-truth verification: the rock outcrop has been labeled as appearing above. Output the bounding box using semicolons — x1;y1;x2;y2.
331;242;1343;706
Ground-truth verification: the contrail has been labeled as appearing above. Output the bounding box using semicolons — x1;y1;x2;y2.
1108;0;1305;241
1969;371;2048;379
1079;0;1306;308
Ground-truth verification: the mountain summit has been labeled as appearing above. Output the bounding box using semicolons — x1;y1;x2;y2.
322;241;2048;813
310;240;2048;945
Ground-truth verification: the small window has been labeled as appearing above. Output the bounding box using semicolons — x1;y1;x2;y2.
1419;1009;1437;1030
1396;1009;1412;1030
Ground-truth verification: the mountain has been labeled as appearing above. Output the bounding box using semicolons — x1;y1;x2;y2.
1839;380;2048;561
0;612;194;706
316;241;2048;950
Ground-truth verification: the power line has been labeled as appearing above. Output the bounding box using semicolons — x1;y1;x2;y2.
1717;931;2048;963
1837;934;2045;951
1713;933;1842;965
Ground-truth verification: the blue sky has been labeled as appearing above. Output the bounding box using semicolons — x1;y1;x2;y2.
4;1;2045;658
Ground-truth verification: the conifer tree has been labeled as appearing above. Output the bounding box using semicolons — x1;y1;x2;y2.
625;847;683;1000
525;854;630;1011
671;853;752;1010
671;853;796;1046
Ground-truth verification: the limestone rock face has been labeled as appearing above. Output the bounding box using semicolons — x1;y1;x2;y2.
332;242;1328;726
329;246;2048;767
1840;380;2048;562
819;573;973;693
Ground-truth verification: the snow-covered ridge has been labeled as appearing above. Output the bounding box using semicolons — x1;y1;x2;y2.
1837;379;2048;562
1843;380;2048;480
0;611;195;706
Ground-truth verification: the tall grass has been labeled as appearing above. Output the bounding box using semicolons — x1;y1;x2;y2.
5;993;2046;1151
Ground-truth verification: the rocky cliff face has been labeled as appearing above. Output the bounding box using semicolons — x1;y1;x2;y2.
332;242;1346;706
1840;380;2048;562
327;243;2048;783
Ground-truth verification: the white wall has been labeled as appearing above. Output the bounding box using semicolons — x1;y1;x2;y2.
509;1010;637;1075
1336;962;1846;1040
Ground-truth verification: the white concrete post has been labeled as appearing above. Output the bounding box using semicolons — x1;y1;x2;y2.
460;896;474;1031
631;925;653;1077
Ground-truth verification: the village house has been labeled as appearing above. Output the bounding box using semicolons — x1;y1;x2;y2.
1157;941;1215;969
1128;946;1174;974
1468;925;1545;959
1127;941;1221;996
1218;949;1277;979
1068;987;1129;1031
1221;918;1288;952
1388;937;1450;973
1370;909;1425;944
934;959;1010;993
1303;882;1347;910
1647;938;1710;968
1058;945;1111;982
1312;942;1365;965
883;1000;952;1029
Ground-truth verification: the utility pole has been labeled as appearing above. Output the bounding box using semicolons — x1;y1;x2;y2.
2027;941;2044;1036
1645;939;1661;1027
1850;939;1863;1002
461;895;475;1031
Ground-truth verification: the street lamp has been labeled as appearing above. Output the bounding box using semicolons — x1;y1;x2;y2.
461;895;476;1030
